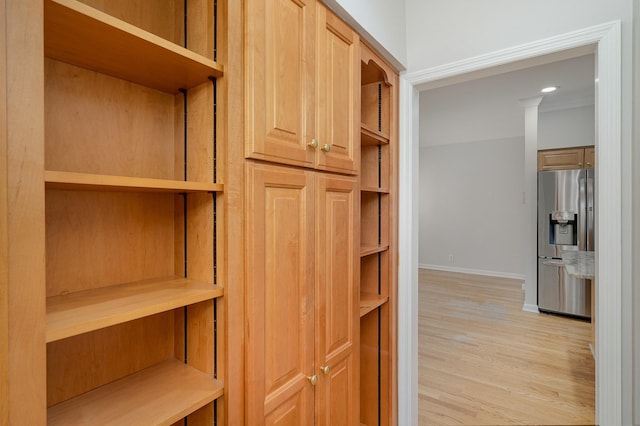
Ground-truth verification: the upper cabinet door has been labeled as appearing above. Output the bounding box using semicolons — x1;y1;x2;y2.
245;0;317;167
538;148;586;171
316;8;359;174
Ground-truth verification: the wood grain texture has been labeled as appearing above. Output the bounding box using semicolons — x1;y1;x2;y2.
418;269;595;425
244;0;316;168
46;277;223;342
44;170;223;193
245;162;315;424
45;58;177;179
359;41;399;426
359;309;379;426
5;0;47;422
47;312;176;406
77;0;184;45
584;146;595;169
359;294;387;318
0;0;8;420
316;7;359;174
537;147;587;171
361;144;389;193
44;0;222;94
45;190;176;296
48;359;223;425
217;0;246;421
316;173;359;425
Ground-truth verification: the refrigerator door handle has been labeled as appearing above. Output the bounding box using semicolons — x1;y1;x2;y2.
541;259;565;267
587;170;595;251
578;175;587;251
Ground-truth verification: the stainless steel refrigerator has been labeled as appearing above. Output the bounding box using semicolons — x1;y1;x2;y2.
537;169;593;318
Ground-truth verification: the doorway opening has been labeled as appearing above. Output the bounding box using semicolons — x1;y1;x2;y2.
397;21;622;425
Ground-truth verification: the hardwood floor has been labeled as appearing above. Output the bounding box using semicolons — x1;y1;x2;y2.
418;269;595;425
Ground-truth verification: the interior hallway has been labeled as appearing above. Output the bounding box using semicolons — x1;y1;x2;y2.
418;268;595;425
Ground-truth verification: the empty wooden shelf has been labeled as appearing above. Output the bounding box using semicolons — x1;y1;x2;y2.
360;244;390;257
45;170;223;193
47;277;223;342
360;293;389;317
47;359;224;425
44;0;224;94
361;123;390;146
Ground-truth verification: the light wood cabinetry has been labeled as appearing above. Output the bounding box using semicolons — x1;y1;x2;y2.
584;146;595;169
538;146;595;171
245;162;358;424
359;42;398;426
3;0;227;423
245;0;359;174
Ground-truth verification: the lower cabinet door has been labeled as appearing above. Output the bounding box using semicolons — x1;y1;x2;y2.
245;162;316;425
245;164;358;424
316;173;358;425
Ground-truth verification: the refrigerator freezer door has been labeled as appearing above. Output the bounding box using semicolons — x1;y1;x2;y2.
538;258;591;318
538;169;586;258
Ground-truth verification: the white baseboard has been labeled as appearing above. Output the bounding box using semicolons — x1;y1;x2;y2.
419;263;525;281
522;303;540;314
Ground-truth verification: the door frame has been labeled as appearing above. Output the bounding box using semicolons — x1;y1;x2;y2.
397;21;622;425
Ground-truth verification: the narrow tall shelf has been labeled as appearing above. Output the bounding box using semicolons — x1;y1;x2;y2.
43;0;224;423
359;42;398;426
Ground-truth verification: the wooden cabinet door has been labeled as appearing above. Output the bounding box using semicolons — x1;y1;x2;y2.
584;147;595;169
316;7;359;174
538;148;585;171
245;0;317;168
245;163;316;425
316;174;358;425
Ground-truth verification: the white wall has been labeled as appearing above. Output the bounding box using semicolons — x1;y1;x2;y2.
538;105;595;149
419;138;525;277
405;0;632;72
329;0;407;69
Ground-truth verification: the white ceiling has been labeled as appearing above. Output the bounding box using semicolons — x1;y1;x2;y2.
419;53;595;147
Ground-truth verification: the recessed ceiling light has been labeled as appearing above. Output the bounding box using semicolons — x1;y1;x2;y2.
541;86;557;93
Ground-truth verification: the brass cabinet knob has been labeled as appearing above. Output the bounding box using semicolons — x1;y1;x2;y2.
308;139;318;149
320;365;331;375
307;374;318;386
321;143;331;152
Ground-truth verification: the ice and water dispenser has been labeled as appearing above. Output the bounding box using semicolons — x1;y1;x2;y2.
548;210;577;246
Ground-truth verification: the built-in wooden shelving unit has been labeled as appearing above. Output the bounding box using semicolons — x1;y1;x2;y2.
42;0;224;423
359;42;397;426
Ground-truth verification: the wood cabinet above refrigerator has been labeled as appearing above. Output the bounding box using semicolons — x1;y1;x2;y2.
538;146;595;171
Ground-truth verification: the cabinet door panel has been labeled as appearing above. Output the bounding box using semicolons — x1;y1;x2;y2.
538;148;585;171
320;356;354;426
584;147;595;169
316;8;359;174
246;163;315;424
245;0;316;167
316;174;358;424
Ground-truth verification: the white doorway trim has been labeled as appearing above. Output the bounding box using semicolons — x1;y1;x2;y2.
397;21;621;426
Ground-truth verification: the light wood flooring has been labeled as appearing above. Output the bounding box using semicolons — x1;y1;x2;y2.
418;269;595;425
